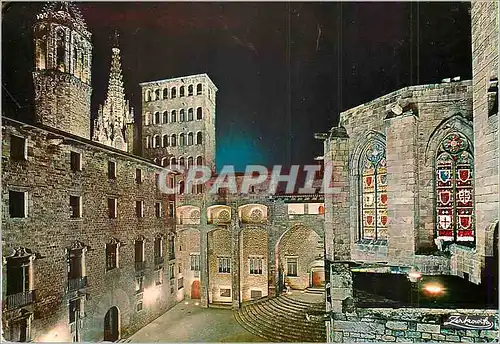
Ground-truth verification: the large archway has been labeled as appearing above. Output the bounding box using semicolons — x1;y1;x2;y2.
276;225;323;290
103;306;120;342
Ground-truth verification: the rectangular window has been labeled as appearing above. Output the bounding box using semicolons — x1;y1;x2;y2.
168;236;175;260
6;259;30;296
220;288;231;297
250;290;262;299
70;151;81;171
155;202;162;218
10;136;27;160
135;168;142;184
136;299;143;311
108;161;116;179
190;254;200;271
106;243;117;271
9;191;27;218
177;277;184;290
155;268;164;286
168;202;175;218
218;257;231;274
136;200;144;218
69;196;82;218
108;198;117;219
287;257;298;277
69;298;84;324
249;256;263;275
169;264;175;280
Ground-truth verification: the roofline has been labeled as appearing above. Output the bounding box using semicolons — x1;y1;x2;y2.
340;79;472;116
139;73;218;91
3;116;177;172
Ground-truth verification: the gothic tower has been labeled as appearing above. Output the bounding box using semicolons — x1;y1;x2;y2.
33;2;92;139
93;32;135;152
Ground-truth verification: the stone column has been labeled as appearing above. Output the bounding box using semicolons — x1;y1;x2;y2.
324;127;350;261
329;262;353;313
231;205;241;309
385;112;418;261
200;207;209;308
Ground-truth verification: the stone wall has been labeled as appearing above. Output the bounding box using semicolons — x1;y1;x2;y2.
471;1;499;262
240;226;268;301
331;308;498;342
2;118;177;341
208;228;232;303
177;228;201;299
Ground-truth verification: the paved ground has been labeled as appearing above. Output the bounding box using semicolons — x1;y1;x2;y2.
286;290;324;303
128;301;265;343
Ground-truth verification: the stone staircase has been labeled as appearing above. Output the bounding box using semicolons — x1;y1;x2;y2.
235;294;327;342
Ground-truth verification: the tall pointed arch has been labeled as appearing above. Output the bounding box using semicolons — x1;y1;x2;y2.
435;132;475;244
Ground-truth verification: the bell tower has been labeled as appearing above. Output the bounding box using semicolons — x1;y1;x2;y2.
33;2;92;139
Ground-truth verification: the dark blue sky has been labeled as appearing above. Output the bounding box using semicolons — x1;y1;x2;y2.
2;2;471;171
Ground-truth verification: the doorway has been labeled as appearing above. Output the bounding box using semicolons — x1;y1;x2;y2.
104;306;120;342
191;280;201;299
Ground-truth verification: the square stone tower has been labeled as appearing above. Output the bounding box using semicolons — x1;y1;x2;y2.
140;74;217;172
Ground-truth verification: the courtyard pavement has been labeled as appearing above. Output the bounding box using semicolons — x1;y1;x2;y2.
128;301;265;343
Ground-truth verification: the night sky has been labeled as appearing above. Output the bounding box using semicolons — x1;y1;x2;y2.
2;2;471;171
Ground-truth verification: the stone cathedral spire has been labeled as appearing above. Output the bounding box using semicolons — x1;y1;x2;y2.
93;31;134;152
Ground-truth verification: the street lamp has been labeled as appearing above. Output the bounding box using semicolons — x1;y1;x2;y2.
407;270;422;307
423;282;445;306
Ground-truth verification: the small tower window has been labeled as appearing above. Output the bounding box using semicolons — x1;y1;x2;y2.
170;157;177;167
162;135;169;147
187;156;193;168
180;109;185;122
163;111;169;123
9;190;27;218
154;112;160;124
188;108;194;121
10;136;27;160
187;132;194;146
196;132;203;145
106;240;119;271
179;157;185;167
179;134;186;146
188;85;194;96
196;107;203;120
56;29;66;72
108;198;117;219
155;89;160;101
171;110;177;123
163;88;168;99
170;134;177;147
179;86;185;97
196;83;202;95
69;196;82;218
196;156;203;166
145;90;151;102
136;200;144;218
153;135;160;148
70;152;82;171
488;77;498;117
171;87;177;98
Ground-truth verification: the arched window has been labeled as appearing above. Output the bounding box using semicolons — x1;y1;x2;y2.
196;107;203;120
171;87;177;98
179;133;186;146
196;83;202;95
144;113;151;126
163;111;168;123
145;90;151;102
188;85;194;96
187;156;193;168
196;156;203;166
155;89;160;100
179;157;185;167
171;110;177;123
188;108;194;121
170;134;177;147
360;140;387;241
163;88;168;99
162;135;169;147
180;109;185;122
179;86;185;97
187;132;194;146
154;112;160;124
179;180;185;194
145;136;151;149
170;157;177;167
196;131;203;145
153;135;160;148
435;132;474;243
161;157;168;167
56;29;66;72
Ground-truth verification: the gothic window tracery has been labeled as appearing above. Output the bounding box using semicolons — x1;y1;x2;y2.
360;140;387;241
435;132;475;244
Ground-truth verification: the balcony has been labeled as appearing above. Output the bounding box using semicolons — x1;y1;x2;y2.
68;276;88;292
154;256;164;266
135;261;146;272
6;290;35;310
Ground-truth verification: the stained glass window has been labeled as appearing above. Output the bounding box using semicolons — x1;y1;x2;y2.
361;141;388;240
436;132;474;243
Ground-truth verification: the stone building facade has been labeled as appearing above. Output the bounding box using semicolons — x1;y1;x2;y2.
140;74;217;173
322;1;499;342
2;4;178;342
